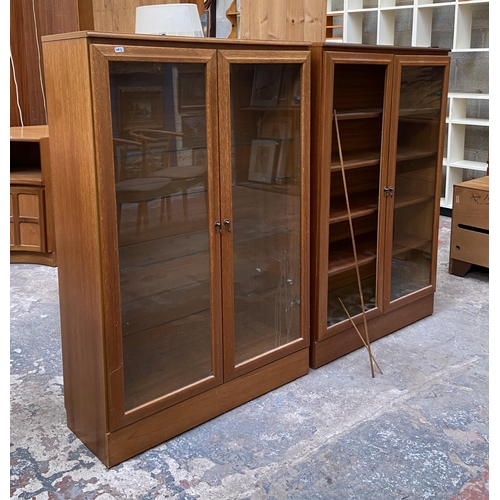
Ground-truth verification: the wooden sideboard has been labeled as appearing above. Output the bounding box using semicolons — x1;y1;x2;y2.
10;126;56;266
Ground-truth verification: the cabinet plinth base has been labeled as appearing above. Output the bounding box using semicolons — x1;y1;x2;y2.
310;294;434;369
75;348;309;467
10;251;56;267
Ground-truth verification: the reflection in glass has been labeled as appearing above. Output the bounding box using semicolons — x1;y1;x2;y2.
229;64;302;366
109;61;212;411
390;65;444;301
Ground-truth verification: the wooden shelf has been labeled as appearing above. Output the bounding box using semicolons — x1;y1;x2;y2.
399;108;440;118
394;192;433;209
396;148;437;162
327;231;377;276
10;169;43;186
329;190;378;223
335;108;383;120
392;233;431;255
331;149;380;171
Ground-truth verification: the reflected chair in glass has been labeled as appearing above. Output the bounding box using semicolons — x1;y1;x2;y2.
113;137;172;233
129;128;208;222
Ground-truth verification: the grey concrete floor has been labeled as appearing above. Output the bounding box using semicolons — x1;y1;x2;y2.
10;216;489;499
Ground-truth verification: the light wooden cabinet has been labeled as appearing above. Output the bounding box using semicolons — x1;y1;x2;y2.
42;32;311;467
10;126;56;266
449;175;489;275
310;44;450;368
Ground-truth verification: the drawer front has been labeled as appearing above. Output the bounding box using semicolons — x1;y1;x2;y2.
450;226;489;268
10;185;47;253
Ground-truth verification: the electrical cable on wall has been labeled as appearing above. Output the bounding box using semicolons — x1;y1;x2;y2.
32;0;48;123
10;49;24;127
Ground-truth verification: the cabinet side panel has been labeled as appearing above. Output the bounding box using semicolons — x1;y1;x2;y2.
42;37;108;463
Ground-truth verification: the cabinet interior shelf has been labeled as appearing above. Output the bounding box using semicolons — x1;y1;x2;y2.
394;192;433;209
10;169;43;185
392;233;431;256
396;148;437;162
399;108;440;118
331;150;380;171
328;232;377;276
329;191;378;223
334;109;383;120
241;107;300;112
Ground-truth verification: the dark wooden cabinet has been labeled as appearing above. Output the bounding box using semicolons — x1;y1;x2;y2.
10;126;56;266
309;45;450;369
42;32;311;467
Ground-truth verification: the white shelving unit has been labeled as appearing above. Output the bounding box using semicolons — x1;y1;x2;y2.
443;92;489;208
325;0;489;210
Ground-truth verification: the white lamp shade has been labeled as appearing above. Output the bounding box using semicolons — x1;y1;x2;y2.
135;4;204;37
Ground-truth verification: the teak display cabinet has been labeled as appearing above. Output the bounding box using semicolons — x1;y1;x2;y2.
42;32;311;467
310;45;450;368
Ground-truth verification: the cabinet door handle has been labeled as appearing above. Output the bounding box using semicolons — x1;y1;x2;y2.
223;219;231;232
214;220;222;234
384;186;394;197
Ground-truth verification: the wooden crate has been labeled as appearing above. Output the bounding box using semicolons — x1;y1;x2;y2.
449;176;489;276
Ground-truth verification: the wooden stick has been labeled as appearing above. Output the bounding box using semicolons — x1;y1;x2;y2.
339;298;383;375
334;109;375;378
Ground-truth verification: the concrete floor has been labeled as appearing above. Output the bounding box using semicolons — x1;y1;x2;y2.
10;216;489;499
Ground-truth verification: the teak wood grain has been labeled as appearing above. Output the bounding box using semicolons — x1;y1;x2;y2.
239;0;327;43
43;36;109;461
309;46;449;365
42;31;311;466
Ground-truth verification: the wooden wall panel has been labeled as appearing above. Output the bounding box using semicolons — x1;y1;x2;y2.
9;0;203;127
10;0;84;126
91;0;204;34
239;0;326;43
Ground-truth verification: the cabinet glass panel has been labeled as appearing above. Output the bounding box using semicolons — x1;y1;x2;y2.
327;64;385;327
390;65;444;301
109;62;212;411
229;64;302;366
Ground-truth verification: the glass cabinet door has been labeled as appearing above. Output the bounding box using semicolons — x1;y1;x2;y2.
319;54;393;338
91;46;223;423
219;53;310;378
387;59;448;304
110;60;220;412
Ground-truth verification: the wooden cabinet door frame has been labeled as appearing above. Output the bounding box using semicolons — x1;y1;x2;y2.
89;43;223;431
218;49;311;381
381;54;450;313
314;51;394;343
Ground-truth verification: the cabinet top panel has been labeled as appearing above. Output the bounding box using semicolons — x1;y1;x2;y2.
41;31;311;50
41;31;450;57
10;126;49;142
323;40;450;56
